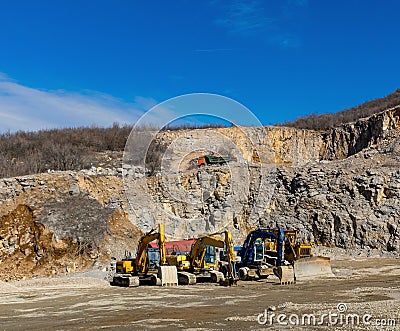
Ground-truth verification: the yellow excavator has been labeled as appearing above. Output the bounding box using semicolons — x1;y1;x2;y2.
167;229;238;286
112;224;178;287
281;229;333;281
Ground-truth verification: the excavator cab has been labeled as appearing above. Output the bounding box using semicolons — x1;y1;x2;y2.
203;246;217;269
148;247;161;270
253;239;264;262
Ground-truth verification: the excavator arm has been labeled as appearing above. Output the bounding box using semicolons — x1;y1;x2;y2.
221;230;237;283
190;235;224;270
135;224;166;274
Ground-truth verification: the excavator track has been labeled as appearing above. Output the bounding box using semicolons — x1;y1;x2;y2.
209;270;224;283
177;272;196;285
112;274;140;287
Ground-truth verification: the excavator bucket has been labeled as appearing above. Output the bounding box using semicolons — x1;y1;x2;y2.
157;266;178;286
274;265;295;285
294;256;334;281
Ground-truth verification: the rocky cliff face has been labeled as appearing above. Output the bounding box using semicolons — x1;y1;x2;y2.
154;106;400;166
151;126;323;167
126;107;400;247
0;172;140;281
267;153;400;253
1;107;399;280
265;107;400;253
320;106;400;160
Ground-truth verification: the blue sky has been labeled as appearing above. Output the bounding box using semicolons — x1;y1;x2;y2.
0;0;399;131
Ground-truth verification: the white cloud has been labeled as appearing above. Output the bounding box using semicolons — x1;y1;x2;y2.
212;0;307;48
0;73;154;132
214;1;271;35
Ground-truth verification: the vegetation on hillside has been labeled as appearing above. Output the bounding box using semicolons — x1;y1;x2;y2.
0;122;228;178
280;88;400;130
0;124;131;178
1;89;399;178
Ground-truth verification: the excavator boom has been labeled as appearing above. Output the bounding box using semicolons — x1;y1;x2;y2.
135;230;160;274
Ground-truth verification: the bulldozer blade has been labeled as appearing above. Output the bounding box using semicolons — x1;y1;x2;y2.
273;266;295;285
294;256;334;281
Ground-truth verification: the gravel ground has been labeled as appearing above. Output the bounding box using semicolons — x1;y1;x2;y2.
0;257;399;331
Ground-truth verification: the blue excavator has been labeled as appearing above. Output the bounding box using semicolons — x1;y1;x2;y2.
236;227;333;284
237;227;295;284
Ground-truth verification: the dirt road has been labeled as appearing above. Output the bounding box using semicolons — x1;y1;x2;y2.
0;258;399;330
